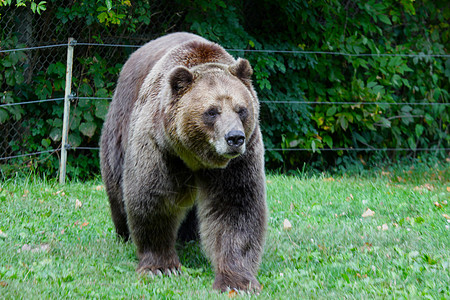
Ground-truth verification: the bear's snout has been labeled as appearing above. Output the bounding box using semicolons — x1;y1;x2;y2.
225;130;245;148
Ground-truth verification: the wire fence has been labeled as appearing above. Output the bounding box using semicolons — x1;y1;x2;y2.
0;4;449;180
1;44;449;161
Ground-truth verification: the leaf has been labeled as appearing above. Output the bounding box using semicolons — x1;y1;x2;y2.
79;122;97;138
378;14;392;25
323;135;333;148
326;106;337;116
75;199;82;209
68;132;82;148
415;124;424;137
434;202;442;209
0;109;9;123
106;0;112;11
407;136;416;150
79;82;94;96
283;219;292;230
49;127;62;141
41;138;51;148
377;224;388;231
339;116;348;131
228;288;238;298
95;100;109;120
2;56;12;67
362;208;375;218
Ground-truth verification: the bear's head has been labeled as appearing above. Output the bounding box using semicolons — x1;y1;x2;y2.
164;58;258;170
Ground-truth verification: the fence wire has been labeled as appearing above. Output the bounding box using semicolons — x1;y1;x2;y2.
0;4;449;174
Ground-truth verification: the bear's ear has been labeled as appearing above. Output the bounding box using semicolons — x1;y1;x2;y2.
169;66;194;94
229;58;253;81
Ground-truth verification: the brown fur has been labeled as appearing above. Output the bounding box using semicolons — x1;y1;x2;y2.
100;32;267;292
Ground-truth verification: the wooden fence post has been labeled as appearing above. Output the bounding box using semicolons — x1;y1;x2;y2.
59;37;75;184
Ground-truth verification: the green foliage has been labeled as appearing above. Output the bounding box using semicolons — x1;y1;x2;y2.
0;0;46;13
0;0;449;178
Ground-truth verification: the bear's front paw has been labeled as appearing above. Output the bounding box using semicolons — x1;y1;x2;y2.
136;251;181;277
213;272;261;293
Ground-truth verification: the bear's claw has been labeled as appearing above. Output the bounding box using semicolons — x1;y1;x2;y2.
137;265;181;278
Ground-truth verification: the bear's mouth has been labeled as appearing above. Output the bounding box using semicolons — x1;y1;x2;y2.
223;151;241;159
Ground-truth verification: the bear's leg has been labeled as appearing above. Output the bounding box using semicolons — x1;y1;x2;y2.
124;182;188;275
132;211;185;275
100;148;130;241
106;184;130;241
122;144;190;275
197;152;267;292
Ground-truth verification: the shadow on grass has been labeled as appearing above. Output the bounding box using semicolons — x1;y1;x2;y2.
176;240;210;270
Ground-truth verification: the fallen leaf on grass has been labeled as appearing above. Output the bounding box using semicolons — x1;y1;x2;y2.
361;242;372;251
74;221;89;229
323;177;335;182
423;183;434;191
228;288;238;298
434;202;443;208
53;190;66;196
377;224;388;231
362;208;375;218
397;176;405;183
19;244;50;253
356;273;368;279
447;186;450;192
75;199;82;209
442;214;450;220
95;185;104;191
0;281;7;287
283;219;292;230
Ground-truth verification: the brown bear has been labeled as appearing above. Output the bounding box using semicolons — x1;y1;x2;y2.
100;32;267;292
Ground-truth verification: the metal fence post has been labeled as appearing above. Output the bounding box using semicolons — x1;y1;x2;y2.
59;37;75;184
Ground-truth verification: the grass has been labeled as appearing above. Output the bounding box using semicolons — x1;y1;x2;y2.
0;160;449;299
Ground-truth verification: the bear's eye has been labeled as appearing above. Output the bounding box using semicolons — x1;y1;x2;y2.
203;107;220;126
206;108;219;118
237;107;248;120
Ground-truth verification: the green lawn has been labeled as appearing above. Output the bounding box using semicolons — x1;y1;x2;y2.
1;162;449;299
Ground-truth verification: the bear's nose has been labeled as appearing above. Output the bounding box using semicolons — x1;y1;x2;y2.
225;130;245;148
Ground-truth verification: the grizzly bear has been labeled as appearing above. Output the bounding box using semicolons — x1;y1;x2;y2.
100;32;267;292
